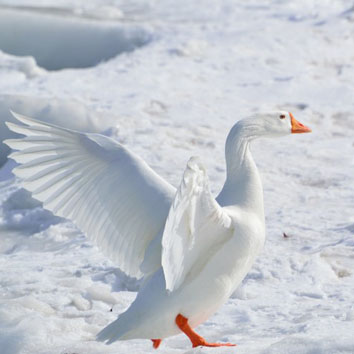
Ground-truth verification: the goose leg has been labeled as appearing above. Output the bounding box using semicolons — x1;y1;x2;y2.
175;314;236;348
151;339;162;349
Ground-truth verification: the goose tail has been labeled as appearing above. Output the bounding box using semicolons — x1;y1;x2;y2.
96;312;132;344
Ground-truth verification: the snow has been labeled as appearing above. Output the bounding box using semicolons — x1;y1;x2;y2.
0;1;354;353
0;8;150;70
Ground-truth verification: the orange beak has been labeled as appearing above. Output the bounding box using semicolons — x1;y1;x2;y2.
290;112;312;134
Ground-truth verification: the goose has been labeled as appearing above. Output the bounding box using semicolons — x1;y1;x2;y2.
4;111;311;349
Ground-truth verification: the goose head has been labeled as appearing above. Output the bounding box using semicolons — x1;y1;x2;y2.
221;111;311;207
234;111;311;139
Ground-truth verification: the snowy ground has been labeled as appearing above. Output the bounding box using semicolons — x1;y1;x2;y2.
0;1;354;353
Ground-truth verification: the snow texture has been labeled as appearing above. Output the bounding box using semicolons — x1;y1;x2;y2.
0;1;354;353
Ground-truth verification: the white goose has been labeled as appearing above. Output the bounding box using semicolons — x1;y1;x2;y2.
4;111;311;349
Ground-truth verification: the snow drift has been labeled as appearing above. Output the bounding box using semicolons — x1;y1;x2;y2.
0;8;151;70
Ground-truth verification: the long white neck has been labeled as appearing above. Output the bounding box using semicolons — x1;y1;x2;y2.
216;121;264;219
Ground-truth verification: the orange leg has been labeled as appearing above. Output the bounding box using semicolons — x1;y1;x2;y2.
175;314;236;348
151;339;162;349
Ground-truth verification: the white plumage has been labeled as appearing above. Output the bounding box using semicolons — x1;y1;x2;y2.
5;112;174;278
4;110;311;349
162;157;232;292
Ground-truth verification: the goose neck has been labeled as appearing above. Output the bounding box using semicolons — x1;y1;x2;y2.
217;123;264;217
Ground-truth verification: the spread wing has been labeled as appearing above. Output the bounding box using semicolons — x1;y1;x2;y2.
4;112;175;278
161;157;233;292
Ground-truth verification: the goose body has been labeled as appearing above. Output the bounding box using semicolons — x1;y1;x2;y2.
100;196;264;342
4;111;311;348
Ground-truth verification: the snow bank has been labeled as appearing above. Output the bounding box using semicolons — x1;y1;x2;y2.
0;8;151;70
0;94;118;166
0;50;45;78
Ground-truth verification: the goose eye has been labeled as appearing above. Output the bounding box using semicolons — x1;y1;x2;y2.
279;114;286;119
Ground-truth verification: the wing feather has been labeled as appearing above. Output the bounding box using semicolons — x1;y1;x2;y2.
5;112;175;278
161;157;232;292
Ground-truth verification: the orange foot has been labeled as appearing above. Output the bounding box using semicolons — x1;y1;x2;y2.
175;314;236;348
151;339;162;349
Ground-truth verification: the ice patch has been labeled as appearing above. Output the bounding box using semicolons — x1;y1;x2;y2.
0;323;24;354
0;8;151;70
